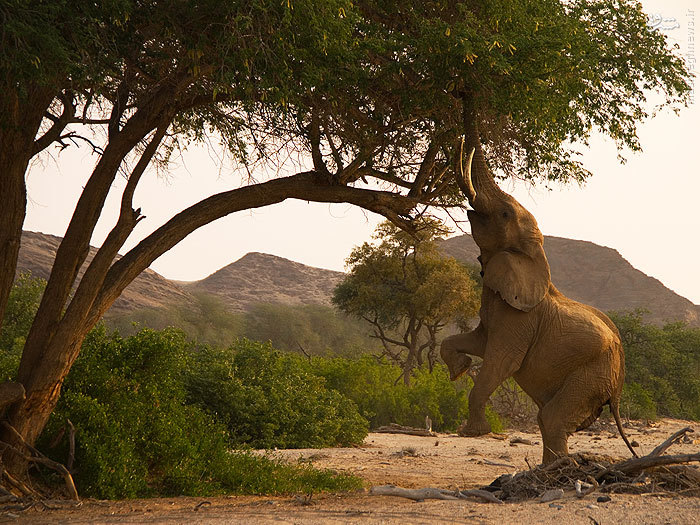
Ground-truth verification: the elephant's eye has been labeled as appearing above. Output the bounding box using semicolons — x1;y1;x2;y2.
502;211;509;219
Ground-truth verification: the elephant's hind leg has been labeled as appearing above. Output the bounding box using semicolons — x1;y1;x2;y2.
538;370;608;464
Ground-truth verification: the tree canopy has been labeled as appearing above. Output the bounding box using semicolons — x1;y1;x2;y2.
0;0;692;467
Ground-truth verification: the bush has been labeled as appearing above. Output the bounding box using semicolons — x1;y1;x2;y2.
186;339;368;449
308;355;492;432
106;292;245;348
0;272;45;381
621;382;658;421
611;310;700;421
41;327;361;498
243;303;380;357
491;378;539;429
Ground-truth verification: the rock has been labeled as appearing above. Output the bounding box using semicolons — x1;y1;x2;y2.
597;495;612;503
540;489;564;503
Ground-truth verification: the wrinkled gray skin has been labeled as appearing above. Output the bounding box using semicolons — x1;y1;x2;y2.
442;124;637;465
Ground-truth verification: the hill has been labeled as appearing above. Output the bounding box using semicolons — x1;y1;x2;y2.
15;230;699;326
183;252;344;313
17;231;195;316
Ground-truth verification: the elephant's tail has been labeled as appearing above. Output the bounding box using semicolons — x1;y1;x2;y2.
610;399;639;458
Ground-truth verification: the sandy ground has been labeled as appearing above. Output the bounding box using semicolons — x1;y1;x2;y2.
5;419;700;524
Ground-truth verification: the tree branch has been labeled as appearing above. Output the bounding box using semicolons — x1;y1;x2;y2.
323;126;344;173
20;97;171;387
408;141;438;197
356;167;414;189
309;113;330;177
32;93;76;155
87;171;422;327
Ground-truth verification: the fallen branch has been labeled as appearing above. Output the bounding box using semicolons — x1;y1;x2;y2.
510;437;535;446
2;470;34;498
369;485;458;501
66;420;76;473
600;452;700;479
498;427;700;501
457;489;504;504
480;458;515;468
649;427;694;457
375;424;437;437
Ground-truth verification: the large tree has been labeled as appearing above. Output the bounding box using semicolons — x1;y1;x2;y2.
333;219;480;385
0;0;691;475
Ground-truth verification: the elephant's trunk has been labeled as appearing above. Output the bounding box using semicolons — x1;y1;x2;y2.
457;94;506;214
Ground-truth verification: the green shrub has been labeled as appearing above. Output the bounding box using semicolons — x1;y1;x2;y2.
309;355;409;428
243;303;380;357
309;355;479;432
106;292;245;348
611;310;700;421
0;272;45;381
41;327;360;498
621;382;657;421
186;339;368;449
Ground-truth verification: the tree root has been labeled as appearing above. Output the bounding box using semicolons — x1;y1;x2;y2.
0;422;79;501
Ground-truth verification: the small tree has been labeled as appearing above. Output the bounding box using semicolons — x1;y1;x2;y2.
333;219;479;385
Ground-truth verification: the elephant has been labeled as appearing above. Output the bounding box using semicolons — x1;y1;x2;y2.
441;113;637;465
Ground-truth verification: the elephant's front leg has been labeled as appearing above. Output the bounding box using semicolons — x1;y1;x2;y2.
440;322;487;381
459;342;525;436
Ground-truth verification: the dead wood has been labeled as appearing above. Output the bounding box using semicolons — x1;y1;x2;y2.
481;458;515;468
496;427;700;501
375;423;437;437
369;485;458;501
510;437;535;446
457;489;504;504
66;420;76;473
369;484;504;503
2;469;34;497
599;453;700;479
649;427;694;457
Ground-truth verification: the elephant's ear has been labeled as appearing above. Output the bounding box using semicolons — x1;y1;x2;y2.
483;248;550;312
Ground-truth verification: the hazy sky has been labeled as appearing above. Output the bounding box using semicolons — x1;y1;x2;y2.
23;0;700;304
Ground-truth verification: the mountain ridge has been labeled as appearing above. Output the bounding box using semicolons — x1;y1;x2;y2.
15;230;699;326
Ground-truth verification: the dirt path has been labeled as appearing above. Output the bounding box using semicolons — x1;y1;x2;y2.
6;419;700;524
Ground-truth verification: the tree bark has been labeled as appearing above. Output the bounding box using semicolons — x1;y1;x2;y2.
0;87;55;333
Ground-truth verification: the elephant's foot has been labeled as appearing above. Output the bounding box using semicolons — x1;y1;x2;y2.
443;352;473;381
457;419;491;437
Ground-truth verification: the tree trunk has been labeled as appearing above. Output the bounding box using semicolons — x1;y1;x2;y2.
1;169;423;476
0;88;53;332
402;365;412;386
0;146;28;331
0;88;62;476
